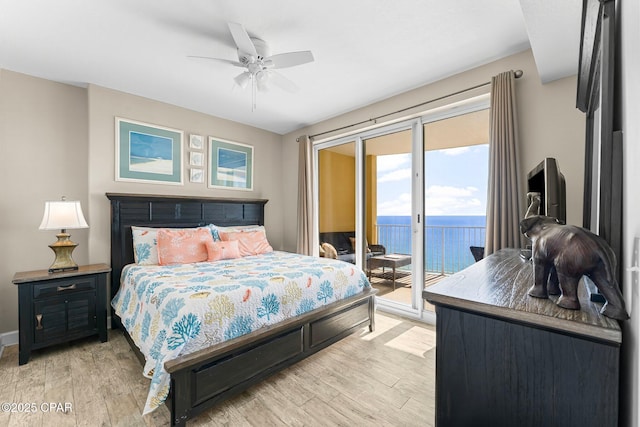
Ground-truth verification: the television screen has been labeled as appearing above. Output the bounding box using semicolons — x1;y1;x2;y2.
527;158;566;223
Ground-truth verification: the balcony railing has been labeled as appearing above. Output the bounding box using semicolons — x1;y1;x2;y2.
376;223;486;275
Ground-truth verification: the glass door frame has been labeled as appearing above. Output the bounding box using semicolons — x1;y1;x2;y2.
314;118;426;319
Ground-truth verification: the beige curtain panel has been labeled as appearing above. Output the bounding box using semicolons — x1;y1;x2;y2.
296;135;314;255
485;70;523;256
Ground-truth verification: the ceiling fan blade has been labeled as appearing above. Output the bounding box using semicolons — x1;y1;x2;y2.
228;22;257;57
187;55;243;67
265;51;314;69
267;70;299;93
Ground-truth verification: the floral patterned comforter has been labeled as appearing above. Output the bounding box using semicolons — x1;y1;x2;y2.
111;251;371;414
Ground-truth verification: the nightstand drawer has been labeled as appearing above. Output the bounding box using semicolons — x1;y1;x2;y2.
33;276;96;299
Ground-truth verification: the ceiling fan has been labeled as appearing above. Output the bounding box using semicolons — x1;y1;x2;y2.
190;22;314;110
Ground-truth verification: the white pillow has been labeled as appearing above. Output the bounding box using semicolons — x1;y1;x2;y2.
131;226;159;265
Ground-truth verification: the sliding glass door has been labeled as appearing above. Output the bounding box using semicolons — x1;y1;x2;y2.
314;96;489;320
363;124;423;312
422;107;489;312
315;119;424;316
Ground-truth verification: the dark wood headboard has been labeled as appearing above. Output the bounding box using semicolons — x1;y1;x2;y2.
106;193;268;312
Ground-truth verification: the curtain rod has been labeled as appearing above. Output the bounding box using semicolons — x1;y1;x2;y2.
300;69;523;141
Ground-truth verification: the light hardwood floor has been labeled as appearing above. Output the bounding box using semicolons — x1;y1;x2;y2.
0;313;435;426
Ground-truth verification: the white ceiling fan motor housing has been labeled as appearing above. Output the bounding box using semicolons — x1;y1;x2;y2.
238;38;270;65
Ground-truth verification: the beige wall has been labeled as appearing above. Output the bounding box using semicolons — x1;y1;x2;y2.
86;85;285;270
282;49;585;251
0;74;284;334
0;70;89;334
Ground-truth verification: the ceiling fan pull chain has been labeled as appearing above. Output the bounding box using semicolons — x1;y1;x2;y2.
252;74;257;112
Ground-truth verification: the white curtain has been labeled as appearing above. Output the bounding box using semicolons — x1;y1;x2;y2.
296;135;314;255
485;70;523;256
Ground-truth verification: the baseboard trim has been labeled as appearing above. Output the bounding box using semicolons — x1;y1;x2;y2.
0;330;19;359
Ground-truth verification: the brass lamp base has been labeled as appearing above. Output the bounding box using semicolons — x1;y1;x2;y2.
48;232;79;273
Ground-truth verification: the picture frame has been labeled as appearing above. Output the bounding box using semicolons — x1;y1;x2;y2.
577;0;622;294
189;134;204;150
577;0;621;267
190;168;204;183
115;118;183;185
190;151;204;167
208;137;253;191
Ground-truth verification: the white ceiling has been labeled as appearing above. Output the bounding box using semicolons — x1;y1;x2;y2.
0;0;581;135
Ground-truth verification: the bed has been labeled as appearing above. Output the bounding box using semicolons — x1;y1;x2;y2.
107;193;377;426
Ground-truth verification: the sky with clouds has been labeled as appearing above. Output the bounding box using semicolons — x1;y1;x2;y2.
376;144;489;217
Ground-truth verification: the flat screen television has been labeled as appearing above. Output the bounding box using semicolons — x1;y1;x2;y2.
527;157;566;224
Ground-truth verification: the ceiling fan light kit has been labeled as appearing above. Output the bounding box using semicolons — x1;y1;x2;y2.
234;72;250;89
190;22;314;111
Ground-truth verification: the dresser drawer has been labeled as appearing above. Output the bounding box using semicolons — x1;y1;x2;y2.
33;276;97;299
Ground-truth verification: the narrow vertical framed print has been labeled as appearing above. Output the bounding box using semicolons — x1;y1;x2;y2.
189;134;204;150
208;137;253;190
190;168;204;183
115;118;183;185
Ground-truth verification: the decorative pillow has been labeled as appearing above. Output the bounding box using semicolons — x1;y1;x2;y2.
349;236;372;253
208;224;264;241
321;242;338;259
132;226;159;265
205;240;242;261
219;229;273;256
157;227;214;265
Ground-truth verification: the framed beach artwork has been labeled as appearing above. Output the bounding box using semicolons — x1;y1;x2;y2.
115;118;183;185
208;137;253;190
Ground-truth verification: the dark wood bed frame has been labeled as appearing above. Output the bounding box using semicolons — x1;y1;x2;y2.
107;193;377;426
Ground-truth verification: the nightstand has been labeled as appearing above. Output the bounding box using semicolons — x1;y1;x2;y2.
12;263;111;365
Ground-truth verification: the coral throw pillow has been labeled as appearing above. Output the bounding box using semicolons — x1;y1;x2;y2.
205;240;242;261
219;230;273;256
157;228;214;265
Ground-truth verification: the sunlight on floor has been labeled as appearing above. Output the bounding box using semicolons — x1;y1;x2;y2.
359;312;404;341
385;325;436;358
358;312;436;359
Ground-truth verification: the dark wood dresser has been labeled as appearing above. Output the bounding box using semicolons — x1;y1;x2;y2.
13;263;111;365
423;249;621;427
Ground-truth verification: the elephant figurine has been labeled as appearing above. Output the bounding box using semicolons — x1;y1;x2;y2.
519;215;629;320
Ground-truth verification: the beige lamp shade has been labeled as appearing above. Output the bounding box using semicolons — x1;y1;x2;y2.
39;199;88;272
39;200;89;231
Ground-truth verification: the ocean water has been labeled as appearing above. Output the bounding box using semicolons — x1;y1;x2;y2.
376;215;486;274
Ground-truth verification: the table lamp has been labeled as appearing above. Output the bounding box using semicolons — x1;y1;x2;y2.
39;197;89;273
